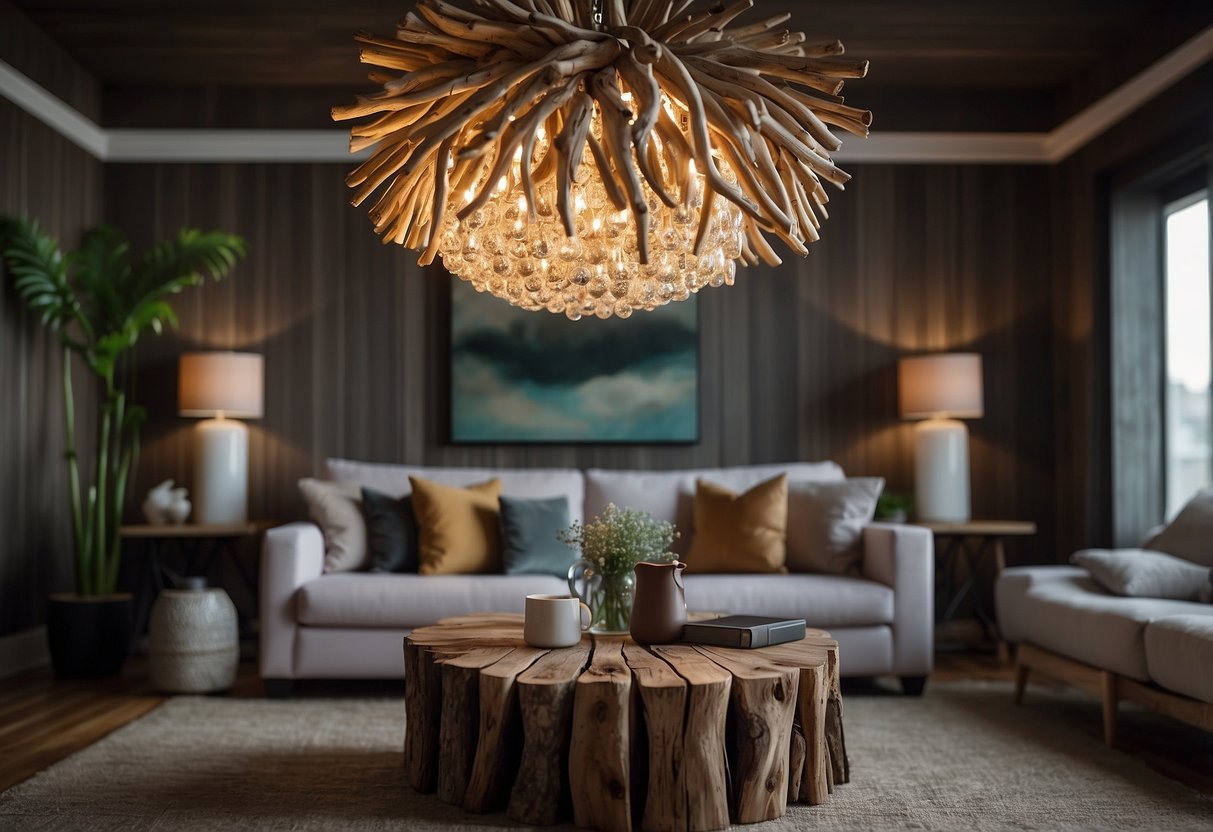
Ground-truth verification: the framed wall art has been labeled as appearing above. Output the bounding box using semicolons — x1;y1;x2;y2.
450;280;699;443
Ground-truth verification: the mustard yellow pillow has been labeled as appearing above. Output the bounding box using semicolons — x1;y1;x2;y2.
684;475;788;573
409;476;502;575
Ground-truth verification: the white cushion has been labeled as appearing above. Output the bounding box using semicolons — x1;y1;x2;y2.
325;459;586;524
297;479;365;572
1147;489;1213;567
585;462;844;556
1070;548;1210;600
297;573;566;629
1144;615;1213;704
786;478;884;575
995;566;1213;680
683;574;893;628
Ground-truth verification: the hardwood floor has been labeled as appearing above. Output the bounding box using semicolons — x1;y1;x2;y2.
1;651;1208;799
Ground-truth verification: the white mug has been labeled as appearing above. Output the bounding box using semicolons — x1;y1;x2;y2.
524;594;592;648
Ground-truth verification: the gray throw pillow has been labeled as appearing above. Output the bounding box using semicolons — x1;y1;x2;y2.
1071;548;1210;601
1202;568;1213;604
298;478;366;572
1146;490;1213;567
785;478;884;575
499;495;574;576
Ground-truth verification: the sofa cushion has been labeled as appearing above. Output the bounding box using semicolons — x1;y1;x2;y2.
410;477;502;575
499;495;575;577
297;573;567;629
361;487;418;573
786;478;883;575
585;462;844;557
682;574;894;629
684;475;788;574
1146;489;1213;567
1144;615;1213;704
1070;548;1210;600
995;566;1213;680
326;459;586;524
298;479;365;572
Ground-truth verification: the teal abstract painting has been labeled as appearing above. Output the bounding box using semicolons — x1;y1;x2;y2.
450;281;699;443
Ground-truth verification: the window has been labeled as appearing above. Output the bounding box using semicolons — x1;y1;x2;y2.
1164;192;1211;519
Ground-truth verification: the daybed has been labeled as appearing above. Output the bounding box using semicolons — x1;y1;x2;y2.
997;494;1213;744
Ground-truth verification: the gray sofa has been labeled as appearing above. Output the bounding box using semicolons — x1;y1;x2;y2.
997;566;1213;744
260;460;934;694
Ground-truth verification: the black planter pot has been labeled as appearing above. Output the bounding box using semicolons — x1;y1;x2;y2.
46;593;134;679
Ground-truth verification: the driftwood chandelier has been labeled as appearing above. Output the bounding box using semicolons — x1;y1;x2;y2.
335;0;870;319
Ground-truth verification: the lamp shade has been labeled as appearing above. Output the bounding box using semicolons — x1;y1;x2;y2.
179;352;264;419
899;353;984;420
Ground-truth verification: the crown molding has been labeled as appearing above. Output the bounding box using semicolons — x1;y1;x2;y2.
1043;24;1213;162
0;59;107;157
2;24;1212;165
106;129;363;162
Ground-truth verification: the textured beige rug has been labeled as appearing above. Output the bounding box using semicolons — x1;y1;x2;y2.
1;681;1209;831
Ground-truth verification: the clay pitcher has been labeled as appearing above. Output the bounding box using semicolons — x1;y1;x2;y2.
629;561;687;645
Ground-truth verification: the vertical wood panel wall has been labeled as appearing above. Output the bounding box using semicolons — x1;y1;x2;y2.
104;162;1056;565
0;100;103;636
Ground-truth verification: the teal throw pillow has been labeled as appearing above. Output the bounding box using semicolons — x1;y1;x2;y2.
499;495;574;576
361;487;419;573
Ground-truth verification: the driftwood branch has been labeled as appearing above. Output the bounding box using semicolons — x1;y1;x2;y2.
337;0;869;312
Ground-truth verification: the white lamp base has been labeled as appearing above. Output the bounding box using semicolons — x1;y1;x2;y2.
192;418;248;525
914;418;971;522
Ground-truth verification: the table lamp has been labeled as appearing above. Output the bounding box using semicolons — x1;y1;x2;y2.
898;353;984;522
179;352;264;524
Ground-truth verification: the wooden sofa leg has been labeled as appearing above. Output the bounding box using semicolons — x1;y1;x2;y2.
1013;663;1030;705
1101;671;1118;748
899;676;927;696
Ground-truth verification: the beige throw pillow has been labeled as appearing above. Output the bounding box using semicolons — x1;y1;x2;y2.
684;475;788;574
1147;490;1213;567
785;478;884;575
298;478;366;572
410;476;503;575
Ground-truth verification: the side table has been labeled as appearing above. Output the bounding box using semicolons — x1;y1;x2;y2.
122;521;275;639
916;520;1037;662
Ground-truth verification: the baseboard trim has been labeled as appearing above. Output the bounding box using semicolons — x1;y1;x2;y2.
0;626;49;679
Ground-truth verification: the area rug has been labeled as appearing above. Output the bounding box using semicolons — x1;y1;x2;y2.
1;681;1209;831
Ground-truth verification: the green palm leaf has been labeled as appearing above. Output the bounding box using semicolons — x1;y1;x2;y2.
1;214;247;598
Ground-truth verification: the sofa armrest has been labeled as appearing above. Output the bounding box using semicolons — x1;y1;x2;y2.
861;522;934;676
995;565;1088;643
259;522;325;679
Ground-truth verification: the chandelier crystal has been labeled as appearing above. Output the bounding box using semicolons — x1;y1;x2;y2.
337;0;870;318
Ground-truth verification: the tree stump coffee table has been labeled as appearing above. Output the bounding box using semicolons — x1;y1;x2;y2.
403;613;849;832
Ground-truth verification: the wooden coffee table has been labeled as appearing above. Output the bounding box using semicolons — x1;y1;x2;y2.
403;613;849;831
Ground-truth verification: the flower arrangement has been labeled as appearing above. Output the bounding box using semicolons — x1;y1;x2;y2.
559;503;678;576
560;503;679;634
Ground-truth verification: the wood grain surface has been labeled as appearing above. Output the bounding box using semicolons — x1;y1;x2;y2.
406;615;845;831
0;99;103;636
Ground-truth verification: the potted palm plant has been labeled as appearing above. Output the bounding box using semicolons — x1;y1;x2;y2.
0;217;247;678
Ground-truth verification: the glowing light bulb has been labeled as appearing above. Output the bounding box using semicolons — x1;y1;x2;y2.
436;108;742;318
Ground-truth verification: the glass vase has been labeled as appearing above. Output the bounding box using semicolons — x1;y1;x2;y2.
589;572;635;635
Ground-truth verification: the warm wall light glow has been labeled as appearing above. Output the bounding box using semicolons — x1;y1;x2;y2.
335;0;871;318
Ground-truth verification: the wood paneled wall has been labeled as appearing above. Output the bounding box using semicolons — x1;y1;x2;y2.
0;99;103;636
0;0;100;120
104;162;1055;568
